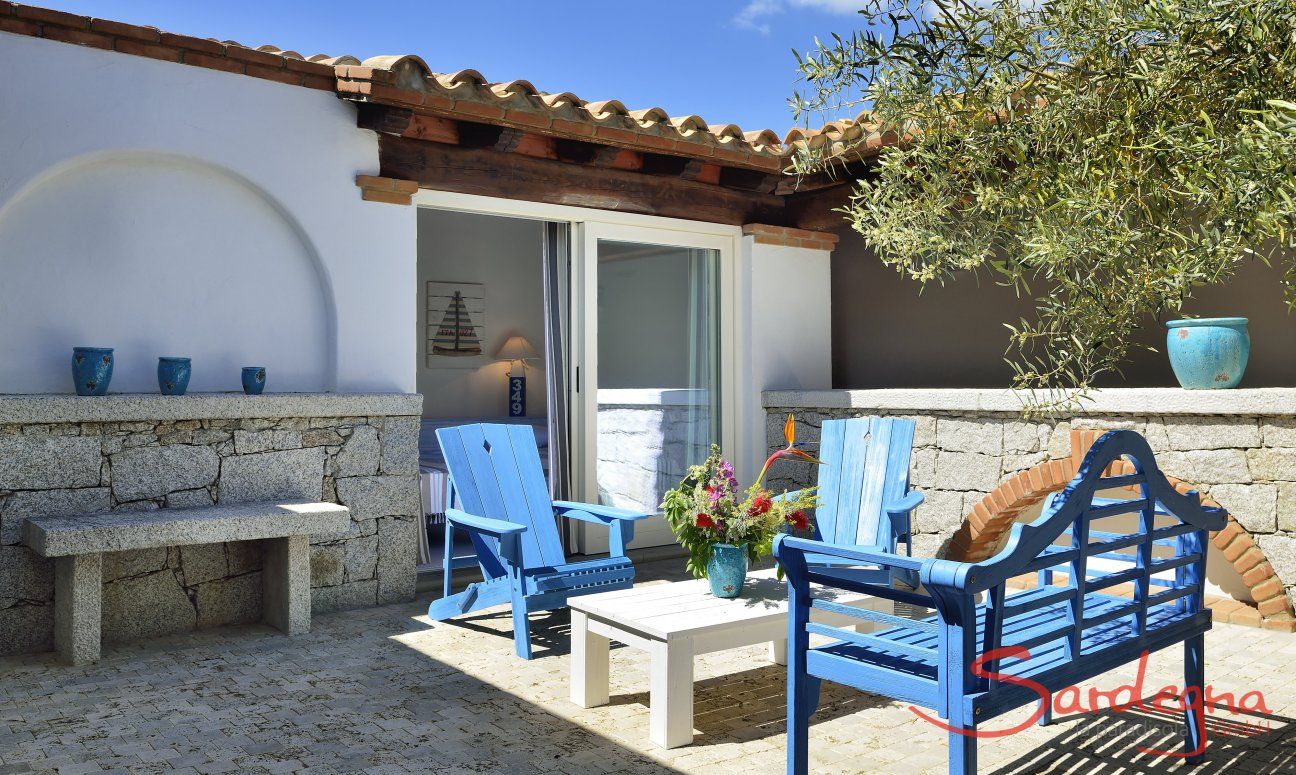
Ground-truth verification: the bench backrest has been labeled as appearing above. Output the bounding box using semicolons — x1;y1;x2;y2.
960;429;1227;684
436;423;567;570
813;416;915;551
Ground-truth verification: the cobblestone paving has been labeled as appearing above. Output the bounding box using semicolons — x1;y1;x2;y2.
3;559;1296;774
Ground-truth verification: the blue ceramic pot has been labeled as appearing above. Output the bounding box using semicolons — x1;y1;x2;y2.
71;347;113;396
1166;318;1250;390
242;366;266;395
157;357;192;395
707;543;750;598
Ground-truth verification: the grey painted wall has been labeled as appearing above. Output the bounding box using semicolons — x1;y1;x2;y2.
831;226;1296;388
416;209;547;418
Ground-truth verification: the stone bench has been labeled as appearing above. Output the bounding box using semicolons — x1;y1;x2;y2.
23;501;350;665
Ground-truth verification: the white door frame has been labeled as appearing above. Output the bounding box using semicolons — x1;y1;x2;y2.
412;190;746;552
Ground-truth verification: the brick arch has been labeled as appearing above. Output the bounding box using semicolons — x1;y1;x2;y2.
947;428;1296;631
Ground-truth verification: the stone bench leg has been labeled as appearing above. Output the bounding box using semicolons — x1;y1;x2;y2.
54;553;102;666
263;534;310;636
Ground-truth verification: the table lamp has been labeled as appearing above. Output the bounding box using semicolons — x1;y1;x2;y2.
496;335;538;417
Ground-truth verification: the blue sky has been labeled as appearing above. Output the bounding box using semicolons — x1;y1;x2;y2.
40;1;868;135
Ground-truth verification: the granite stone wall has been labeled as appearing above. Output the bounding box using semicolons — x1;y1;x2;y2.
0;399;421;657
764;404;1296;618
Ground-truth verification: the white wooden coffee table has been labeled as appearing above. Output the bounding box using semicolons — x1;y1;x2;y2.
568;568;888;748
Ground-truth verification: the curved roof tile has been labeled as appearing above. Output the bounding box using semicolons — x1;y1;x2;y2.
4;2;905;165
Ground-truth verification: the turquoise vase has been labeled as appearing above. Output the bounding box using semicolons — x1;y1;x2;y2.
157;357;192;395
1166;318;1249;389
707;543;749;598
71;347;113;396
242;366;266;395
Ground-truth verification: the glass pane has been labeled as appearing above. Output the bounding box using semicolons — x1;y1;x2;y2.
595;240;721;514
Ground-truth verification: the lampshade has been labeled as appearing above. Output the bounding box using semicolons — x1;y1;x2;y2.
496;335;538;362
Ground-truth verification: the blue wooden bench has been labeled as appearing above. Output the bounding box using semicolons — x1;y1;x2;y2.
774;429;1227;774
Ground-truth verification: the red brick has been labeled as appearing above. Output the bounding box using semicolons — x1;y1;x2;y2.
417;92;456;112
41;25;112;49
245;63;301;86
1212;520;1241;549
89;17;158;41
1221;533;1254;563
0;15;40;35
300;73;335;91
181;51;243;74
15;4;85;27
224;45;285;68
594;125;640;146
446;99;504;120
502;108;553;129
1251;577;1285;602
355;175;395;191
1228;606;1263;627
550;118;596;137
360;188;412;205
1257;596;1291;617
160;32;225;56
114;38;181;62
1261;617;1296;633
285;57;334;77
1241;559;1275;587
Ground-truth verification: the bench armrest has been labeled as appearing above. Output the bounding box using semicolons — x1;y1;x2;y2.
552;501;653;524
774;534;926;573
444;508;528;539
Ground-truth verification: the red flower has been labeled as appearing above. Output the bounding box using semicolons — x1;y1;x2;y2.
695;513;716;529
787;510;809;531
748;494;773;516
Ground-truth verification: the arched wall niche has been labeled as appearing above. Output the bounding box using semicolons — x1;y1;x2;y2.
0;151;337;394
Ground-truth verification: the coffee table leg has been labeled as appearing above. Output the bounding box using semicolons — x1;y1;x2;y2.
769;639;787;665
649;638;694;748
571;610;609;708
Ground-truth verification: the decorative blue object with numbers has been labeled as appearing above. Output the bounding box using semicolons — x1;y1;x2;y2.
428;423;653;659
775;429;1227;775
508;375;525;417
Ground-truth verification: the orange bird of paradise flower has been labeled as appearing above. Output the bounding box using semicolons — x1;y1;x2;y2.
756;414;823;485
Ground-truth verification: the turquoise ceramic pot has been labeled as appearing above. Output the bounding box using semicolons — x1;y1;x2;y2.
1166;318;1250;390
71;347;113;396
242;366;266;395
157;357;192;395
707;543;749;598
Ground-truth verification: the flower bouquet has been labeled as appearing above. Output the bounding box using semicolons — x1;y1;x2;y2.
661;416;820;597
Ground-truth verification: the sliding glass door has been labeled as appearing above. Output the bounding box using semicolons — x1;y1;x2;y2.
571;224;733;552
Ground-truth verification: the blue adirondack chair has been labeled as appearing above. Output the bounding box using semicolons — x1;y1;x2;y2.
780;416;924;585
775;429;1227;775
428;423;652;659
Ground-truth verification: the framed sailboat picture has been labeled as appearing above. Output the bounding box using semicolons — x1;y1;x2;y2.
426;281;487;368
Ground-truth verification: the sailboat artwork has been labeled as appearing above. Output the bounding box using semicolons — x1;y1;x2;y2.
426;281;487;366
432;291;483;356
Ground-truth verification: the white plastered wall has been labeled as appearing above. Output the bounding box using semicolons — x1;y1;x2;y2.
739;236;834;478
0;33;416;394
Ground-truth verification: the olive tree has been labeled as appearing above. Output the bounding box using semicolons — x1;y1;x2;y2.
792;0;1296;408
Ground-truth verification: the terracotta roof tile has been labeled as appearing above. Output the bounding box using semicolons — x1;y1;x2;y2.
2;2;901;169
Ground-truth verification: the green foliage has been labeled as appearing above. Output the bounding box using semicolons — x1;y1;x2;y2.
661;445;818;578
792;0;1296;409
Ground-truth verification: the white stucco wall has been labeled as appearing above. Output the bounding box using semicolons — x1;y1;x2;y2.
0;33;415;394
740;237;834;476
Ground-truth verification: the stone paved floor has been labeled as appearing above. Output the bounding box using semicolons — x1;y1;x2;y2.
3;558;1296;774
